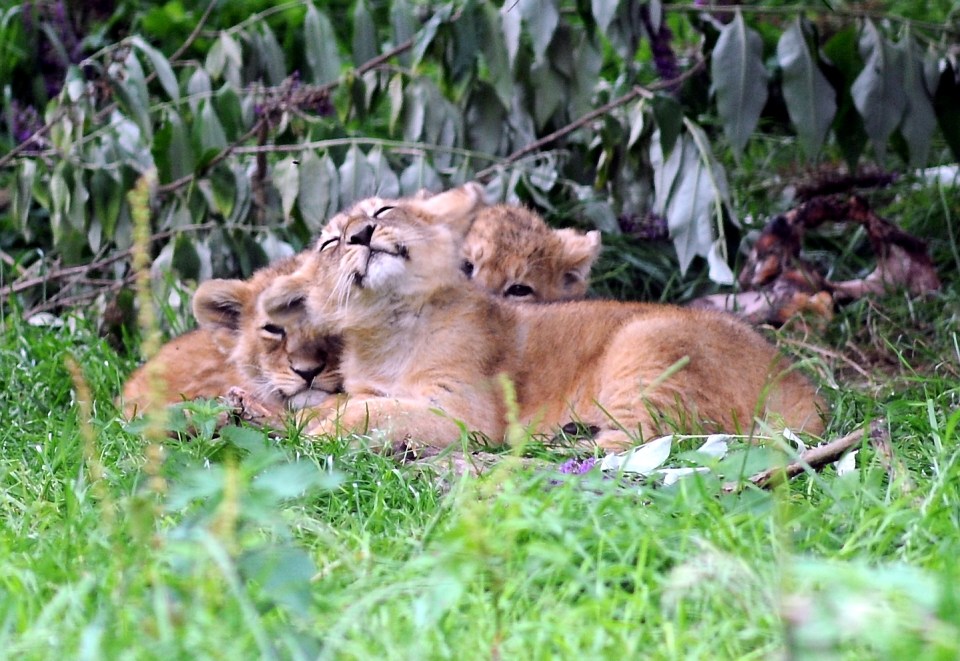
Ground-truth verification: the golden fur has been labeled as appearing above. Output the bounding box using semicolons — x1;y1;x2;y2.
120;254;341;418
262;187;827;451
461;205;601;300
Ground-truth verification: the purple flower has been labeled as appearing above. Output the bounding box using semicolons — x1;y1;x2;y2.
558;457;598;475
10;100;43;147
640;5;681;92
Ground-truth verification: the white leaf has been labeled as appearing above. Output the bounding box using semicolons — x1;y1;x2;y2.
273;156;299;223
500;4;522;69
782;428;807;452
658;467;711;487
697;434;731;460
601;434;673;474
591;0;620;33
706;238;735;285
711;11;768;156
836;450;858;476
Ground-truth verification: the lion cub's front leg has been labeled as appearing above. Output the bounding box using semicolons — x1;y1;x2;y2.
303;394;500;450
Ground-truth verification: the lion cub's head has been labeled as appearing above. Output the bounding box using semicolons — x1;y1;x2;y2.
262;184;484;330
192;254;342;409
461;205;601;301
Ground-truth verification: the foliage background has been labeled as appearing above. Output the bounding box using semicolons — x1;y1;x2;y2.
2;0;959;325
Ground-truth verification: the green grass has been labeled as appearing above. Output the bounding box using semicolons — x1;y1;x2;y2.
2;181;960;659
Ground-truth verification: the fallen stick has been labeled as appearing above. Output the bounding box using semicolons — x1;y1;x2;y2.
722;419;887;493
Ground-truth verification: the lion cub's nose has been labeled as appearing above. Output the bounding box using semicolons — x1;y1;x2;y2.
292;365;322;385
348;223;376;247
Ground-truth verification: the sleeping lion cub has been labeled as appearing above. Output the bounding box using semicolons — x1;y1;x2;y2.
121;253;342;418
262;185;826;450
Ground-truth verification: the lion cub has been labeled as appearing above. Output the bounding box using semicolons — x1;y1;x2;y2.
120;253;341;418
262;186;826;451
462;205;600;301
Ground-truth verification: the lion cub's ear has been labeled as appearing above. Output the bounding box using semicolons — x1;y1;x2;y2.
556;229;602;291
261;275;310;327
407;182;485;237
193;279;251;331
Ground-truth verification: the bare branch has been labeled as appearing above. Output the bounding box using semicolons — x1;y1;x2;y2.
722;419;887;493
475;59;707;181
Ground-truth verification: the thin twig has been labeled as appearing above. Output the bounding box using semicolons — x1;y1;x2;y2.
0;222;218;301
722;420;884;493
169;0;219;63
156;120;266;195
475;59;707;181
0;108;67;170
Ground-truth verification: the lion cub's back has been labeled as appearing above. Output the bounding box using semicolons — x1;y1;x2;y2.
121;328;241;418
602;306;826;434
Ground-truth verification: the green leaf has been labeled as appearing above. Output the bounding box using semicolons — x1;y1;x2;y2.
207;164;237;218
214;85;246;141
366;147;400;198
298;150;339;231
777;18;836;158
257;23;286;86
172;233;201;280
391;0;417;67
531;62;564;129
465;84;509;155
227;164;251;225
352;0;378;68
650;129;684;217
110;50;153;142
90;169;122;241
220;425;271;455
304;4;341;85
339;144;376;208
273;156;299;223
851;21;906;161
165;111;194;181
186;67;212;114
388;74;404;134
403;79;428;142
413;9;447;68
197;99;227;153
400;156;442;195
14;160;36;237
519;0;559;62
897;35;937;168
591;0;619;32
254;461;339;499
239;545;318;613
822;26;867;170
130;35;179;102
480;4;513;107
651;95;683;157
500;3;522;69
69;172;88;232
711;10;768;157
50;165;71;245
450;5;480;81
933;62;960;162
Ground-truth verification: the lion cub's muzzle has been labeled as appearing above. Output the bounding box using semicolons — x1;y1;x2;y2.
344;220;410;289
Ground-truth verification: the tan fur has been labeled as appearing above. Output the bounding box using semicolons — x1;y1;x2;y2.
120;328;241;418
263;191;827;451
461;205;601;300
120;254;341;418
